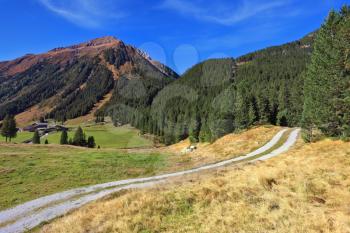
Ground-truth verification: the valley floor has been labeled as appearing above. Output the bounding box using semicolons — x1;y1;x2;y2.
0;125;279;211
38;137;350;233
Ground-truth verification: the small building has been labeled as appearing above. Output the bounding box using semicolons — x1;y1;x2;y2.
23;122;68;133
23;123;49;132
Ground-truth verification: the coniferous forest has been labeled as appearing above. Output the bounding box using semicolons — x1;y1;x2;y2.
105;31;314;144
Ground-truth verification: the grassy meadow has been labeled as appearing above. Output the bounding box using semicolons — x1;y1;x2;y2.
44;124;153;149
0;131;33;143
39;139;350;233
0;123;153;149
0;143;166;210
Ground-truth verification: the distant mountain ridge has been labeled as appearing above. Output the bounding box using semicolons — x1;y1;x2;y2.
0;36;179;123
0;36;177;79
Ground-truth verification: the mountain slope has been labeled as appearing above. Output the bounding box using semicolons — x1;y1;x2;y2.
122;33;315;145
0;36;178;122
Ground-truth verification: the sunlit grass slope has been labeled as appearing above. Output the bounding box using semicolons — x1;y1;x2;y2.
0;143;165;210
0;131;33;143
45;124;153;149
40;139;350;233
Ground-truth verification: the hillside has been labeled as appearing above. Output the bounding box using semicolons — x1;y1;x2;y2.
0;36;178;123
127;33;315;145
39;138;350;233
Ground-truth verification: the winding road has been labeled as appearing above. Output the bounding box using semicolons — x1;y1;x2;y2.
0;128;300;233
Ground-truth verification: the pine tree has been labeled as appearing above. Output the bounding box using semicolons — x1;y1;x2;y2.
302;7;350;139
60;130;68;145
248;103;257;126
1;115;10;142
259;98;271;124
337;6;350;138
189;116;200;143
234;89;248;129
87;136;96;148
73;126;86;146
1;115;17;142
7;116;17;142
32;130;41;144
44;139;49;144
199;123;212;142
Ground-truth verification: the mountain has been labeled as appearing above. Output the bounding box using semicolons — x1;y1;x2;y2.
0;36;179;123
121;33;315;144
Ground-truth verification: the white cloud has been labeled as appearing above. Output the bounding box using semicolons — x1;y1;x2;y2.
38;0;124;28
160;0;289;25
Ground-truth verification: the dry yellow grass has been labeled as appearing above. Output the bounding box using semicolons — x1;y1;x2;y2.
164;125;282;167
39;138;350;233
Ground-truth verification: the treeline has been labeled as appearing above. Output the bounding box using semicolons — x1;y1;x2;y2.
233;32;313;128
302;6;350;140
59;127;96;148
109;35;313;145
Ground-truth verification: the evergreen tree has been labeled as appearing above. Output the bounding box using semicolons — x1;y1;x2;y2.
189;116;200;143
60;130;68;145
259;98;271;124
302;6;350;139
199;123;212;142
234;89;248;129
32;130;41;144
73;126;86;146
1;115;17;142
248;103;257;126
87;136;96;148
7;116;17;142
44;139;49;144
1;115;10;142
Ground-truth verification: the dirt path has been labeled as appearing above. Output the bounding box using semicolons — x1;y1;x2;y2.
0;128;300;233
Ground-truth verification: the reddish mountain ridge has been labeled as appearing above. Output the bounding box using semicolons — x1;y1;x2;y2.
0;36;176;79
0;36;178;124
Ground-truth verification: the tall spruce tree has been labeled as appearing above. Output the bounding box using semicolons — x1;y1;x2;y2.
1;115;17;142
1;115;10;142
302;6;350;139
87;136;96;148
32;130;41;144
73;126;86;146
60;130;68;145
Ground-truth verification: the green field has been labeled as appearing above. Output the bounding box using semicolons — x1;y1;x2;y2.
0;123;159;210
0;143;167;210
0;131;33;143
44;124;153;149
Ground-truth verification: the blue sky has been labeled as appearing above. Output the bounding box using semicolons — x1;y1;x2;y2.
0;0;349;73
